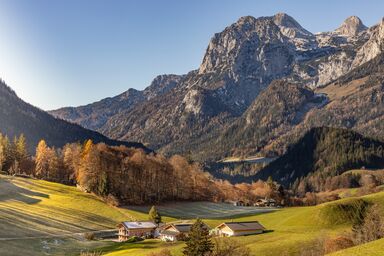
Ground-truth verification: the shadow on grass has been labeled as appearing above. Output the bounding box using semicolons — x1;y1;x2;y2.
0;178;49;204
98;240;166;254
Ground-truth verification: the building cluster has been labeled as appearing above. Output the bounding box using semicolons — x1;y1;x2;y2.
117;220;265;242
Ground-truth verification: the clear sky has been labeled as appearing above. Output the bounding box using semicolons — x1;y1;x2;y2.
0;0;383;110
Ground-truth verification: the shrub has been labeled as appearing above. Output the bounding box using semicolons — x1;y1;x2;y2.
105;194;120;207
351;204;384;244
211;238;251;256
84;232;95;241
80;251;102;256
323;236;354;254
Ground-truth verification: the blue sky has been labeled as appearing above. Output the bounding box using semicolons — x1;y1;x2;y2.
0;0;383;110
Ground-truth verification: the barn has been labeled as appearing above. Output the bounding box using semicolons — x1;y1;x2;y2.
215;221;265;237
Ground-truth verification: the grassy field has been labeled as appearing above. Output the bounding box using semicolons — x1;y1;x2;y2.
101;192;384;256
129;201;276;219
2;174;384;256
0;175;172;255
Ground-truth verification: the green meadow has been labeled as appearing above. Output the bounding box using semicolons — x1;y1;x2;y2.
1;174;384;255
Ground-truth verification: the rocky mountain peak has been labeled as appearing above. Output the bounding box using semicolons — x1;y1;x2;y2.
273;12;313;39
143;74;183;100
198;15;288;75
335;16;367;36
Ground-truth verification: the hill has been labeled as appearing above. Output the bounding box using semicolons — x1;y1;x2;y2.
2;174;384;256
0;80;148;151
253;127;384;186
0;174;157;256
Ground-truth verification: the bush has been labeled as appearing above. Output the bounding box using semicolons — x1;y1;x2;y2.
105;194;120;207
84;232;95;241
351;204;384;244
210;238;251;256
125;236;144;243
80;251;102;256
323;236;354;254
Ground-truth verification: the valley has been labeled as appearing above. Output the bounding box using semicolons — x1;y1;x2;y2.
1;175;384;256
1;3;384;255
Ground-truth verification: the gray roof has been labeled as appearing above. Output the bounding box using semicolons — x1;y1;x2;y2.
218;221;265;231
121;221;157;230
170;224;193;233
160;230;180;236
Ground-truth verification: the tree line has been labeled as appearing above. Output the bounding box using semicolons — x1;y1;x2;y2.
0;132;286;205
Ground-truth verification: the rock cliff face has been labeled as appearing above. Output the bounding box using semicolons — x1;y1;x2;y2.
352;18;384;68
335;16;367;36
50;13;384;162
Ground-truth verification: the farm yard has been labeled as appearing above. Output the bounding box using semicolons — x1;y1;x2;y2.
1;175;384;255
129;201;276;219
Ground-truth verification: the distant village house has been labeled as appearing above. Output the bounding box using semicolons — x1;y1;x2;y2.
117;221;157;242
159;221;209;242
254;198;276;207
214;221;265;237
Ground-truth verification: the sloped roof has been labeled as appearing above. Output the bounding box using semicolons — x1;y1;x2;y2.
217;221;265;231
160;230;180;236
120;221;157;230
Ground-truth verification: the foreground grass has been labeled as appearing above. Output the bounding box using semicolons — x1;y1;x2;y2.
102;204;348;256
103;193;384;256
0;175;174;255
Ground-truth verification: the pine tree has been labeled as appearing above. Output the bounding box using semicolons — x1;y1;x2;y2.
148;206;161;225
183;218;213;256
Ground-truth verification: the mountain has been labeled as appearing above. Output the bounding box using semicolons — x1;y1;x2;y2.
252;127;384;186
0;80;149;152
49;74;183;131
335;16;367;36
49;13;384;162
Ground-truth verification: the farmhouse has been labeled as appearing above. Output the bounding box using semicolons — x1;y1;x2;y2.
159;222;209;242
214;221;265;237
117;221;157;241
254;198;276;207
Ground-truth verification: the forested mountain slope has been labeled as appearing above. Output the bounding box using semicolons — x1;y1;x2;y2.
0;80;148;151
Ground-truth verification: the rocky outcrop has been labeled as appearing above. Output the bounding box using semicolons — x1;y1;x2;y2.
352;18;384;68
335;16;367;36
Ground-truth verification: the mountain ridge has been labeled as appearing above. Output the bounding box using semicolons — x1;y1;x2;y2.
0;80;149;152
49;13;384;162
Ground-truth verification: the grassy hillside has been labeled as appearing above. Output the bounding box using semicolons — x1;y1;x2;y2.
2;174;384;256
102;192;384;256
0;175;170;255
